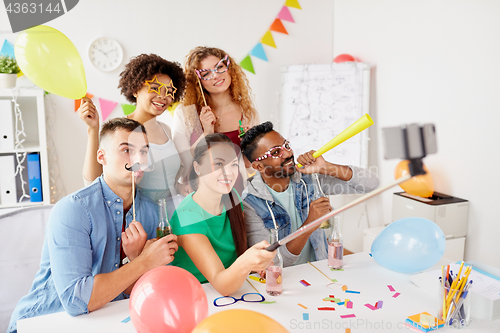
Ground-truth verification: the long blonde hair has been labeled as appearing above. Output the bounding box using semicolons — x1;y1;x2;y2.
183;46;258;131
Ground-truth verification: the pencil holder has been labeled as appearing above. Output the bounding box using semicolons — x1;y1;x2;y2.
438;284;471;328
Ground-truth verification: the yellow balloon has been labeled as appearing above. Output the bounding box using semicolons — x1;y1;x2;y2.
14;25;87;99
192;309;289;333
394;160;434;198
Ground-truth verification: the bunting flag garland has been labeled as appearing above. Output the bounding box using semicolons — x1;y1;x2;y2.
99;98;118;122
261;30;277;48
122;104;136;116
270;19;288;34
285;0;301;9
250;43;268;61
277;6;295;23
1;39;15;58
240;55;255;74
74;93;94;112
240;0;301;74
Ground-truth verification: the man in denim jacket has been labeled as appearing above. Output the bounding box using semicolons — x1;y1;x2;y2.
8;118;178;333
241;122;379;267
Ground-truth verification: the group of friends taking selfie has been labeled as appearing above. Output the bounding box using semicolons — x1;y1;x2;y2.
7;46;379;333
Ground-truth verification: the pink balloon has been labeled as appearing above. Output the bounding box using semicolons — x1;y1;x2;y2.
130;266;208;333
333;54;356;63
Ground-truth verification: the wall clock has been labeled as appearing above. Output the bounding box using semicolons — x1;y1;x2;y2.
88;37;123;72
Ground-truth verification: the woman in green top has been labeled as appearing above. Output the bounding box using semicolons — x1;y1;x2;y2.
170;133;275;295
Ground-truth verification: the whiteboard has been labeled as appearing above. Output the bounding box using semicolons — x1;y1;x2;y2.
280;62;370;168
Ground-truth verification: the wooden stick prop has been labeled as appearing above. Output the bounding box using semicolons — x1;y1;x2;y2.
196;76;207;107
296;114;374;168
132;172;136;221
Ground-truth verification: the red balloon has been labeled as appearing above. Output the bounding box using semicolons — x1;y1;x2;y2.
333;54;355;63
130;266;208;333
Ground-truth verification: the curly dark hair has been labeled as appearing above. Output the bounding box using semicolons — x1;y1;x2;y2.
241;121;274;161
118;54;186;104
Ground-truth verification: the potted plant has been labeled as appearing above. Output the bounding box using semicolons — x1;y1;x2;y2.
0;55;20;89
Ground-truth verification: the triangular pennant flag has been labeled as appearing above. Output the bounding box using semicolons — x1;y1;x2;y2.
99;98;118;121
277;6;294;22
285;0;302;10
270;18;288;34
122;104;136;115
261;30;277;48
250;43;268;61
1;40;15;58
240;55;255;74
74;93;94;112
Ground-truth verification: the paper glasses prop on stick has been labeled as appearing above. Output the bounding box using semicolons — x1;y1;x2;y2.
296;113;374;168
266;123;437;252
14;25;87;99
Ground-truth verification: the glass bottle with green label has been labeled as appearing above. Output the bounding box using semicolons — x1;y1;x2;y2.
157;198;172;239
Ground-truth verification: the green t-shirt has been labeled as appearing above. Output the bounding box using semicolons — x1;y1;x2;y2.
267;182;316;265
170;192;240;283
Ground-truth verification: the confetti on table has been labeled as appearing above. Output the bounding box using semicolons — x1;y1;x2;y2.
393;292;401;298
332;279;338;283
303;313;309;320
375;302;378;308
377;301;383;309
387;285;395;292
299;279;311;287
323;297;336;301
346;301;353;309
345;290;360;294
330;268;344;271
121;316;131;323
364;303;378;311
261;301;276;304
337;301;345;306
318;307;336;311
298;303;308;309
340;314;356;319
333;298;341;303
342;285;348;291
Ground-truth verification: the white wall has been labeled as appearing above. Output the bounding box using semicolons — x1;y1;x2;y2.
1;0;499;268
333;0;500;268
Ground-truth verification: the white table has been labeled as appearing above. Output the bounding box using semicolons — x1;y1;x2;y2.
17;253;500;332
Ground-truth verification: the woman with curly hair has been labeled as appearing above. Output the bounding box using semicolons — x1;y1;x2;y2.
78;54;186;212
172;47;260;194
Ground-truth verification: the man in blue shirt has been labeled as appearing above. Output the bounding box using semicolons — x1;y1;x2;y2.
8;118;178;333
241;122;379;267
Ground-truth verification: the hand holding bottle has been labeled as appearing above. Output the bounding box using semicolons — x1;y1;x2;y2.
122;221;148;261
305;197;332;226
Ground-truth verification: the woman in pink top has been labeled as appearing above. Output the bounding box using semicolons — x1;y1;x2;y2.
172;47;260;194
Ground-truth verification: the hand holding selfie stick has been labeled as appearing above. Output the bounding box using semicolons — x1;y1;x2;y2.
266;123;436;252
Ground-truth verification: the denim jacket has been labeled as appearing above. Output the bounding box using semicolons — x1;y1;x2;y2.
242;166;379;267
7;176;158;333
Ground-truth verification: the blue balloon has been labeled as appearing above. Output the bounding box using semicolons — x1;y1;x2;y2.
371;217;446;273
